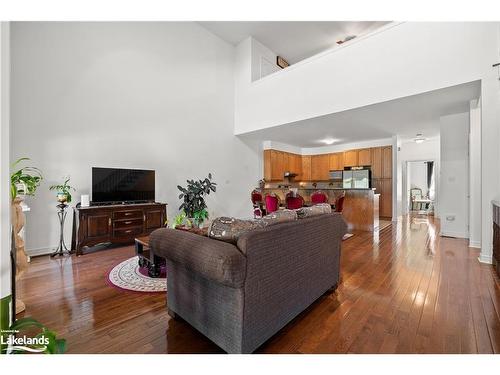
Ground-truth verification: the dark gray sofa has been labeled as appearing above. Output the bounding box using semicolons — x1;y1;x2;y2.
149;213;347;353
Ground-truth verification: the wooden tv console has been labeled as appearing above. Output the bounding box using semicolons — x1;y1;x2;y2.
71;202;167;256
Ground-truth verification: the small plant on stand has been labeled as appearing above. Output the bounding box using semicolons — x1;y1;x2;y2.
49;177;76;203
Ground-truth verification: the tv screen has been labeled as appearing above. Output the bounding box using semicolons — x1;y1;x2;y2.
92;167;155;203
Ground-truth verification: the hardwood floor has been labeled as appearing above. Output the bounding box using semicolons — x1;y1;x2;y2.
17;214;500;354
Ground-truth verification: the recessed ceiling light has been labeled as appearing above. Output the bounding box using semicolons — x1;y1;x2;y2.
321;138;337;145
414;133;427;144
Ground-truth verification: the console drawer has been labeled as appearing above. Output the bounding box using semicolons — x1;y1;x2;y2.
113;227;143;237
114;210;143;220
114;218;143;229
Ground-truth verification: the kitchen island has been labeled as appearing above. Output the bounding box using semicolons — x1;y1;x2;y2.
260;186;380;231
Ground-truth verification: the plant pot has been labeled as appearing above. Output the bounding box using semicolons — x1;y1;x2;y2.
56;192;68;203
188;218;204;228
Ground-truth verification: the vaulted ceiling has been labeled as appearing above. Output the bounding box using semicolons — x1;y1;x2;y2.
199;21;390;64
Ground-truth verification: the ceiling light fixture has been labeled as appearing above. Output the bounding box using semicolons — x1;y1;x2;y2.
414;133;426;144
321;138;337;145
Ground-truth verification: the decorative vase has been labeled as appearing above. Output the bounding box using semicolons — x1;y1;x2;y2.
56;192;68;203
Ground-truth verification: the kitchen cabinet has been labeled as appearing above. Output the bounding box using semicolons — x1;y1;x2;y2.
264;150;303;181
290;153;302;179
382;146;393;178
329;152;344;171
379;179;393;218
263;149;285;181
371;147;382;179
301;155;312;181
369;146;392;218
358;148;372;166
344;150;358;167
311;154;330;181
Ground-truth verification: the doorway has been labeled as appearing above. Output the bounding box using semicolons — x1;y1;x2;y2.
406;160;436;215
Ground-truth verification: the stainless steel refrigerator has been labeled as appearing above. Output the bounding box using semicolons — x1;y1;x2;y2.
342;169;370;189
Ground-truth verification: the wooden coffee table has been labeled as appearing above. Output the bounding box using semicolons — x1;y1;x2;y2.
135;235;165;278
135;226;208;278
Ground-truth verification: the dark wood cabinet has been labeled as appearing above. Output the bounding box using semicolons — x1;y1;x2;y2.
72;202;167;255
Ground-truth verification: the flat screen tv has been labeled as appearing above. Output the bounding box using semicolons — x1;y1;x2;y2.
92;167;155;204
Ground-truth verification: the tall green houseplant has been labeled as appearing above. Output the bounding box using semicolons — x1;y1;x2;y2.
177;173;217;227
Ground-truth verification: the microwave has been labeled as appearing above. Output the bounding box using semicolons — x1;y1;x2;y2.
329;170;343;180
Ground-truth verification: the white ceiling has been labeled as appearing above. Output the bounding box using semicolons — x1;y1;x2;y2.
240;81;481;148
199;21;390;64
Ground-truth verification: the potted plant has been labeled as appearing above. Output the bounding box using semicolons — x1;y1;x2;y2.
177;173;217;228
10;157;43;200
49;177;76;203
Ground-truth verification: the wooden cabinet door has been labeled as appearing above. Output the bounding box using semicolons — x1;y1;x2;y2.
311;154;329;181
283;152;291;173
145;209;163;230
382;146;393;178
86;213;112;240
371;147;382;179
379;179;393;218
344;150;358;167
358;148;372;166
291;153;302;178
263;150;272;181
301;155;312;181
329;152;344;171
270;150;284;180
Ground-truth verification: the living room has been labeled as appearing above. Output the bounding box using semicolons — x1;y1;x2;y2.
1;1;500;373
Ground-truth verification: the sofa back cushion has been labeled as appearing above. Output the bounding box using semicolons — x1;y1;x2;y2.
295;203;331;219
208;209;298;244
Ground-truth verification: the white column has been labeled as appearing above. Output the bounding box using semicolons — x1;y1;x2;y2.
0;22;11;305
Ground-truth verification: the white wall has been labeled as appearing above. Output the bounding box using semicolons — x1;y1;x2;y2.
10;22;261;254
235;22;500;263
251;38;279;81
398;137;441;217
408;162;428;195
469;99;482;248
439;112;469;239
0;22;11;301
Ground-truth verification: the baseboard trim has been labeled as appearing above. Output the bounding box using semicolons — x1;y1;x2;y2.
25;247;55;258
469;240;481;249
440;230;468;239
478;254;493;264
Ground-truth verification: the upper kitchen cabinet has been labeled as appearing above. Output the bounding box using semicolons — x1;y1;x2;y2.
358;148;372;166
343;150;358;167
371;147;382;178
301;155;312;181
264;149;285;181
290;153;302;179
381;146;393;178
329;152;344;171
311;154;330;181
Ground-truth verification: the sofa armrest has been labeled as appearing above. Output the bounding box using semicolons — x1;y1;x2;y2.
149;228;247;288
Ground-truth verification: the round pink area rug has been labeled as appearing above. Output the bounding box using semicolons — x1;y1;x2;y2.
107;256;167;293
